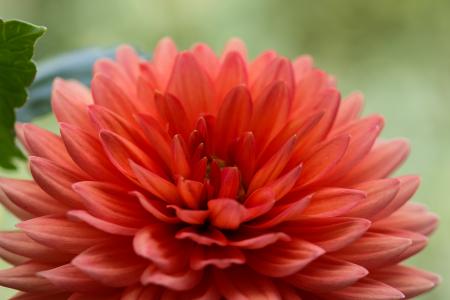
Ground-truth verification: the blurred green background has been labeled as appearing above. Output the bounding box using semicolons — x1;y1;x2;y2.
1;0;449;298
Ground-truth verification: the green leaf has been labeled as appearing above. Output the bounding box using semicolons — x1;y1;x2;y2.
0;19;46;169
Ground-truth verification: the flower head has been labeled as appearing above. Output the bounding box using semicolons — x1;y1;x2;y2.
0;38;439;299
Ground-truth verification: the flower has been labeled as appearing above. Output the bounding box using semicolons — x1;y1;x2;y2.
0;38;440;300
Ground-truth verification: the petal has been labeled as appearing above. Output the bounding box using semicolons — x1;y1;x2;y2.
38;264;106;293
333;232;412;269
168;205;209;225
372;175;420;219
72;242;146;287
233;132;256;187
51;79;93;129
246;238;324;277
208;198;247;230
153;37;178;88
29;156;86;208
339;139;410;185
369;265;440;298
18;216;109;254
250;81;291;150
229;232;291;249
248;135;297;193
372;203;438;236
130;161;179;205
0;231;71;263
346;178;400;220
214;86;252;158
72;181;148;227
323;278;405;300
133;225;187;273
0;178;67;216
190;245;245;270
171;134;191;177
222;38;248;60
175;226;227;246
191;43;219;78
287;255;368;293
116;45;140;82
132;192;179;224
177;177;205;209
301;188;366;218
60;123;120;182
296;134;350;187
167;52;213;118
246;195;311;229
334;91;364;128
141;264;203;291
214;267;281;300
21;123;78;169
214;52;248;109
283;217;371;252
100;130;164;180
0;262;54;292
91;74;136;121
267;165;303;201
68;210;139;236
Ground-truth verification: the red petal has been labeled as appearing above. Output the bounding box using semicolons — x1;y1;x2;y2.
100;130;164;180
191;43;219;78
222;38;248;60
18;216;109;254
250;81;291;150
333;232;412;269
22;124;78;169
248;135;297;193
323;278;405;300
168;205;209;225
283;217;371;252
72;181;148;227
0;231;71;263
60;123;120;182
141;264;203;291
91;74;136;121
177;178;205;209
190;245;245;270
287;255;368;293
334;91;364;128
172;134;191;177
0;262;54;292
246;238;324;277
130;161;179;205
167;52;213;118
233;132;256;186
131;192;179;224
0;178;67;216
369;265;440;298
68;210;139;236
133;225;186;273
372;203;438;236
296;134;350;187
175;226;227;246
214;267;281;300
373;175;420;219
73;242;146;287
208;198;247;230
51;79;93;130
214;52;248;109
214;86;252;158
153;37;177;88
301;188;366;217
346;178;400;220
116;45;140;82
229;232;291;249
29;157;86;208
38;264;106;293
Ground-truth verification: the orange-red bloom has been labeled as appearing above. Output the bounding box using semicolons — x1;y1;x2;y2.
0;38;439;299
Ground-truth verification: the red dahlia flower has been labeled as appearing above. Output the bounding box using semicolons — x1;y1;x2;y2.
0;38;440;300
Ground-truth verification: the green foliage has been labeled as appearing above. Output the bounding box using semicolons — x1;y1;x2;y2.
0;19;45;169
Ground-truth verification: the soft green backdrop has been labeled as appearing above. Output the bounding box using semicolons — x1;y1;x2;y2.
1;0;449;298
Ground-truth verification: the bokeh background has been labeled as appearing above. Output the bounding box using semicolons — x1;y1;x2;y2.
1;0;449;298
